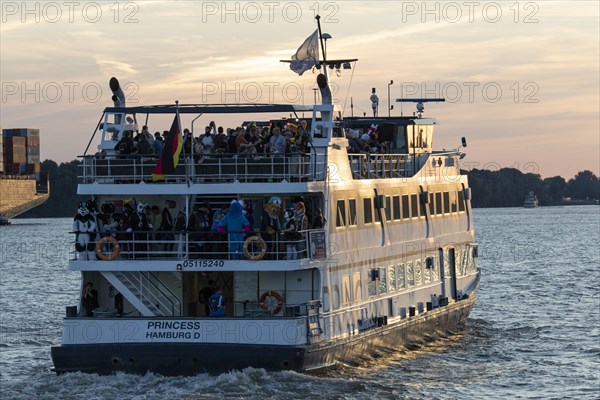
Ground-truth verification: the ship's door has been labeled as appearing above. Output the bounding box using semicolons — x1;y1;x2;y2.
449;248;458;300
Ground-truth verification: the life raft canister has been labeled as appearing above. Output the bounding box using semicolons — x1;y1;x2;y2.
243;236;267;261
95;236;120;261
259;291;284;315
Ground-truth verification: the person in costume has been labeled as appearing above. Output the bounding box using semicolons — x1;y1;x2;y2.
283;205;299;260
73;201;97;260
260;196;282;259
218;200;250;260
294;201;309;258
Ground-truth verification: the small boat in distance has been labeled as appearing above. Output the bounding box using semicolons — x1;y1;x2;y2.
523;191;539;208
0;215;11;225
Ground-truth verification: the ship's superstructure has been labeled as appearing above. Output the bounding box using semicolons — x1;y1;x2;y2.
51;22;480;375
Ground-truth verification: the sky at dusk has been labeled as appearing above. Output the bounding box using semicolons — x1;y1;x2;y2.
1;0;598;179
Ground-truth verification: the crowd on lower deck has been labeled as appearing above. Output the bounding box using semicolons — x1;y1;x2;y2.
73;195;326;261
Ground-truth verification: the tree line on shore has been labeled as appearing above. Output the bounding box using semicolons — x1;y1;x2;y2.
18;159;600;218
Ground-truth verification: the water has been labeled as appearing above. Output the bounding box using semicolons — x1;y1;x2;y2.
1;207;599;399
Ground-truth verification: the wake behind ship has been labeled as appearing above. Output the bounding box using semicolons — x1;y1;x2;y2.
51;19;480;375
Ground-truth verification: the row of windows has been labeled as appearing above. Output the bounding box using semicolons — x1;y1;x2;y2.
367;257;441;297
322;246;477;311
335;190;466;228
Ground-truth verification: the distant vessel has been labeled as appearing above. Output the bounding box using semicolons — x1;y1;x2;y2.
0;128;50;219
523;191;539;208
52;18;480;375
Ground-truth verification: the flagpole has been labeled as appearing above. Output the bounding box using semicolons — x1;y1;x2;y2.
315;15;328;81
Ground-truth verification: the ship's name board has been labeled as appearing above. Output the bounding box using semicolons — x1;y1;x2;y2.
62;319;306;345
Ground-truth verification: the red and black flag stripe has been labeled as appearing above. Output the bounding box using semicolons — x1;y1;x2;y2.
152;114;183;181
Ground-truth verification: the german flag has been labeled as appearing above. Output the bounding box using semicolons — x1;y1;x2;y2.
152;114;182;181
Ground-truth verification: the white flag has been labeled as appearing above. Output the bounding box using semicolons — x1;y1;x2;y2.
290;30;320;76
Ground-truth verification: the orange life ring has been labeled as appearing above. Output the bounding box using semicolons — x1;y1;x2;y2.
243;236;267;261
259;291;284;315
95;236;120;261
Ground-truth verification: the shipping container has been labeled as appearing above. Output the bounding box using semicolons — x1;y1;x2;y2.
27;155;40;164
26;145;40;155
26;163;41;174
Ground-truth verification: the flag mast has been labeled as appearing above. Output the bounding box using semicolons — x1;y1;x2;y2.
315;15;328;81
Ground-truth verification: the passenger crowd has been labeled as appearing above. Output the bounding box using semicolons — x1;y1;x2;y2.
109;121;311;160
85;197;325;261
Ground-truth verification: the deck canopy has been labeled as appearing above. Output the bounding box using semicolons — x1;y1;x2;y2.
104;103;316;115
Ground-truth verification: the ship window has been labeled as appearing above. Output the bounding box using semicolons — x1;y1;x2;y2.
431;256;440;281
406;262;415;287
435;192;443;215
378;267;387;294
388;266;396;292
455;248;463;277
393;196;401;220
397;264;406;289
322;286;330;312
342;275;351;306
444;249;451;278
353;271;362;301
458;190;466;212
363;198;373;224
450;191;457;213
385;196;392;221
423;259;431;283
443;192;450;214
415;260;423;286
331;284;340;309
401;195;410;219
429;192;435;215
348;199;357;226
368;270;377;297
411;194;419;218
336;200;346;227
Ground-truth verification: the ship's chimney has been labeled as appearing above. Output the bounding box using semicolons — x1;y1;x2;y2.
109;77;126;108
317;73;332;105
109;77;126;125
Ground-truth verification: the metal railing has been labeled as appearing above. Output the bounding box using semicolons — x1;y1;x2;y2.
115;271;182;316
72;229;327;262
79;153;327;183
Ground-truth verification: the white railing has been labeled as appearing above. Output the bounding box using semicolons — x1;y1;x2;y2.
79;153;327;184
72;229;327;262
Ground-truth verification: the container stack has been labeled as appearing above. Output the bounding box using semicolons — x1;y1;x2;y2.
2;128;41;176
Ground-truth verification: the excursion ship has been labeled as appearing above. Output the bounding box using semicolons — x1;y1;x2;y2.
523;191;539;208
51;21;480;375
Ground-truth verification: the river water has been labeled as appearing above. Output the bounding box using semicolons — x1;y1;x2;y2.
1;207;598;399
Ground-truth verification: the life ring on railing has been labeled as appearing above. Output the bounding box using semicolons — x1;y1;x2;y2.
95;236;120;261
243;236;267;261
259;291;284;315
